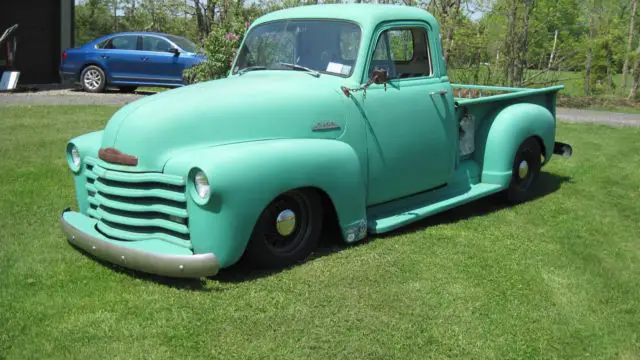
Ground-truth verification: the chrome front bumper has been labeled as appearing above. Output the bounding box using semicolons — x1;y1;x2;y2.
60;209;219;278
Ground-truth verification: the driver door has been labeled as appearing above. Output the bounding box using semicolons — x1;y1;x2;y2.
361;24;456;205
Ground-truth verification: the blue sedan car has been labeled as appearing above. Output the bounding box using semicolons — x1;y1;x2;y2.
59;32;206;93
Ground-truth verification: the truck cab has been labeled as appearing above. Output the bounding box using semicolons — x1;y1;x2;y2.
60;4;572;278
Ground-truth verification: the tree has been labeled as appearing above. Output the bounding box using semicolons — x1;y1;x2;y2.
75;0;113;45
621;0;637;93
630;45;640;98
584;0;597;95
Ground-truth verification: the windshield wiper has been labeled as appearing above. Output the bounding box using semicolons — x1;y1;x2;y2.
277;62;320;77
237;66;267;75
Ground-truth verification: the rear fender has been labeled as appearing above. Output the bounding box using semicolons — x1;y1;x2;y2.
80;58;110;81
163;139;367;267
476;103;555;187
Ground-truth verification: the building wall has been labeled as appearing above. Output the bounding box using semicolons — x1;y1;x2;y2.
0;0;74;84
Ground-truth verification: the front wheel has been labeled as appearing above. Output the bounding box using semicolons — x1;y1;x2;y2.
244;189;323;269
503;137;542;204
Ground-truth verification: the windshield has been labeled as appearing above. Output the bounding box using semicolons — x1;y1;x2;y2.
166;35;198;53
233;20;361;77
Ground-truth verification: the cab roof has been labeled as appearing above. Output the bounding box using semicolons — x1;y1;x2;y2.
252;4;439;30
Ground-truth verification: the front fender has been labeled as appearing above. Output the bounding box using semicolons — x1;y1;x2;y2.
163;139;367;268
477;103;555;187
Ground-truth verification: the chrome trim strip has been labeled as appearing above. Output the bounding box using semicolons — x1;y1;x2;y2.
60;211;218;278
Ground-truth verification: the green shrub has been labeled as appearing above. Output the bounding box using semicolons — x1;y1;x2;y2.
183;19;249;84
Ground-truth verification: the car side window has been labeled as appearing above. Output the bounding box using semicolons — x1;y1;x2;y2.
104;35;138;50
142;36;173;52
368;27;432;80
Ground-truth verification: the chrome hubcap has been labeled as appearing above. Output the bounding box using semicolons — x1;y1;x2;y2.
518;160;529;179
276;209;296;236
84;70;102;90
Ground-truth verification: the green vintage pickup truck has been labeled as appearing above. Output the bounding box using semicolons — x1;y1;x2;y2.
60;4;572;278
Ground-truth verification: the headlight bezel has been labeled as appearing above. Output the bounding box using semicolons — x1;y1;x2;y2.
189;168;211;205
66;143;82;173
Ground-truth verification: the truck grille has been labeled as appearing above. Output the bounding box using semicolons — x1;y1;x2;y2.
83;158;191;249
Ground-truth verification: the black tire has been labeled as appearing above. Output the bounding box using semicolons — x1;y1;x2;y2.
504;137;542;204
117;86;137;93
244;189;323;269
80;65;106;93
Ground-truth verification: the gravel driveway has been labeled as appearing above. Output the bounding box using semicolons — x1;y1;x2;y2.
1;88;639;127
0;88;147;106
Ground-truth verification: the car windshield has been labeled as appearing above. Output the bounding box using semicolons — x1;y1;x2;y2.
166;35;198;53
233;20;361;77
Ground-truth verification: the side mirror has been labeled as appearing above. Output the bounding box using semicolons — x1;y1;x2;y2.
168;47;180;56
371;68;389;85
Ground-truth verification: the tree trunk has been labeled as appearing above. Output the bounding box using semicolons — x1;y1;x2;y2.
630;46;640;99
113;0;118;32
193;0;205;37
514;0;534;86
504;0;518;85
443;0;462;65
584;2;595;96
622;0;638;93
548;29;558;69
606;44;614;91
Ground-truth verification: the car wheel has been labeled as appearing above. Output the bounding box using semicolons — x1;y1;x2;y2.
244;189;323;269
80;65;106;93
504;137;542;204
117;86;137;93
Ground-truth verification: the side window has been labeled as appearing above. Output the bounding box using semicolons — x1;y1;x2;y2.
368;27;432;80
104;35;138;50
95;39;109;49
388;30;413;61
142;36;173;52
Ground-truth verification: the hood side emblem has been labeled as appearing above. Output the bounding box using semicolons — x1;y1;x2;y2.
312;121;341;132
98;147;138;166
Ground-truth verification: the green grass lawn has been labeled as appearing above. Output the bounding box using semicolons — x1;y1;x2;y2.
1;105;639;359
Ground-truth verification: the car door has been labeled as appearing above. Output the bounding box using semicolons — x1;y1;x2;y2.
139;35;184;84
100;35;143;81
361;24;457;205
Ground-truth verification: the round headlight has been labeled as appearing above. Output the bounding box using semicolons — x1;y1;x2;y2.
71;146;81;168
67;144;81;172
194;171;210;199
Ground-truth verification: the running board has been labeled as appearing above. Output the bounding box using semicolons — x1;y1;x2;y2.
367;183;504;234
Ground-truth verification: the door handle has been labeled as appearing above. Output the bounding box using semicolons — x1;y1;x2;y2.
140;57;149;61
429;89;448;96
101;55;109;60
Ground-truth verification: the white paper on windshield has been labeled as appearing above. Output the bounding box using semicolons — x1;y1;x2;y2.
326;62;344;74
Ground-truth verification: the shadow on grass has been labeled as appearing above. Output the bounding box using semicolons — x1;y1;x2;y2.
71;246;217;291
213;171;572;284
82;172;570;288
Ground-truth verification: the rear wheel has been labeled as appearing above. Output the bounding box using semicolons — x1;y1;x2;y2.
244;189;323;269
80;65;106;93
504;137;542;204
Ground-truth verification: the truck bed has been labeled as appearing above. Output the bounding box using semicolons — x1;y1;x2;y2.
451;84;564;107
451;83;564;163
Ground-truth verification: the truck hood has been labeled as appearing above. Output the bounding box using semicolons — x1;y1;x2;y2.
99;72;348;172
